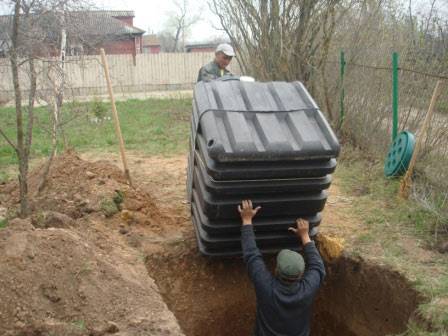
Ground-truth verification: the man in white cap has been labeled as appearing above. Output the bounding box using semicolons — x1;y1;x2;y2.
197;43;235;82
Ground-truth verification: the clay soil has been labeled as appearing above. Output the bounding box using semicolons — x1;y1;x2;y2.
0;151;424;336
0;152;183;336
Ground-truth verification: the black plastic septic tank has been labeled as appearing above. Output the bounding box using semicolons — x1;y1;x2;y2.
187;79;340;256
192;80;339;161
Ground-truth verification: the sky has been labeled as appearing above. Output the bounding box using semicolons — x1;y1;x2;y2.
88;0;447;43
0;0;225;42
92;0;225;43
1;0;447;42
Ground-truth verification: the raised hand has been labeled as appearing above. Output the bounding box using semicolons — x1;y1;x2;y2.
289;218;311;245
238;200;261;225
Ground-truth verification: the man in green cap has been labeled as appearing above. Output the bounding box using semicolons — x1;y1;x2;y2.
238;200;326;336
197;43;235;82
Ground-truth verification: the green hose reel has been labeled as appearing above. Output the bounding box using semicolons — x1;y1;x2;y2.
384;131;415;177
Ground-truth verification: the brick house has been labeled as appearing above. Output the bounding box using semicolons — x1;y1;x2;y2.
142;34;161;54
0;10;145;57
86;11;145;56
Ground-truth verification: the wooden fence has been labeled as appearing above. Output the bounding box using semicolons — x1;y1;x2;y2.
0;52;241;100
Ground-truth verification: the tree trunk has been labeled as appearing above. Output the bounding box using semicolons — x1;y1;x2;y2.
38;27;66;194
173;24;182;52
26;58;36;158
10;0;30;217
37;102;58;194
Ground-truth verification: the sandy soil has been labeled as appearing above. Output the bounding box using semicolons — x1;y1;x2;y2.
0;152;184;336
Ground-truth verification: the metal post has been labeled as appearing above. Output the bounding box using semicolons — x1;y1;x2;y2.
339;50;346;127
392;52;399;141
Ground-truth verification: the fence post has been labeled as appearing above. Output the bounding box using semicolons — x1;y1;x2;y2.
339;50;346;128
392;52;399;141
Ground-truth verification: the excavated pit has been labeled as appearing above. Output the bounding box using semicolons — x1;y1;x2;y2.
0;152;426;335
146;238;423;336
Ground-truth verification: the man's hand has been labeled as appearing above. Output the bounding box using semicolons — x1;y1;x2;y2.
289;218;311;245
238;200;261;225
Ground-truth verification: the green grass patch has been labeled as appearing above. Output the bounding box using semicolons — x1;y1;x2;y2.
72;320;86;331
0;219;7;229
336;157;440;240
336;150;448;335
0;97;192;171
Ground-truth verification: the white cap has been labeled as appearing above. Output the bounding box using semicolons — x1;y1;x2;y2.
216;43;235;57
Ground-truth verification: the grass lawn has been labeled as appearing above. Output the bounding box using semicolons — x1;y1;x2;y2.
0;98;192;179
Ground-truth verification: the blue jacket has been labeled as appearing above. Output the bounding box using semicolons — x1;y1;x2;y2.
241;225;326;336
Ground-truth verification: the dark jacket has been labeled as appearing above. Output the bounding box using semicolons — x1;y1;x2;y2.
197;61;231;82
241;225;326;336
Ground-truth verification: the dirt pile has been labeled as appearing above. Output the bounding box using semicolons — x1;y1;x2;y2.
0;152;184;336
0;217;183;336
0;151;165;229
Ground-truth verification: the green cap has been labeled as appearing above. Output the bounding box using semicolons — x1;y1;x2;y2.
276;249;305;280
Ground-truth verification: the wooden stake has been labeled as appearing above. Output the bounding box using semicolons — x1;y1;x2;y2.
399;80;444;199
100;48;133;187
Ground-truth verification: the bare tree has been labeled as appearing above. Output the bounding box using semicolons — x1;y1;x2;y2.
308;0;448;237
210;0;361;87
0;0;93;216
161;0;201;52
37;9;67;194
1;0;37;217
157;30;177;52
